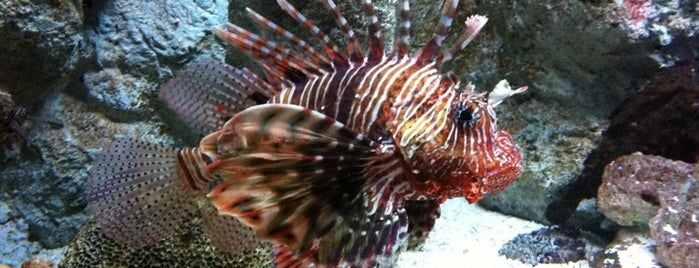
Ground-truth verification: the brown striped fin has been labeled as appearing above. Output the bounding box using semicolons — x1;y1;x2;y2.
158;58;274;137
414;0;459;66
213;25;310;82
226;23;321;74
275;0;349;67
205;104;411;266
362;0;384;62
390;0;412;60
86;138;208;248
436;15;488;66
245;8;333;70
321;0;365;63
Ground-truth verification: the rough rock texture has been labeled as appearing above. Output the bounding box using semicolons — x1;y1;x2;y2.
0;92;168;254
548;60;699;225
0;0;90;109
603;0;699;46
455;0;657;225
0;201;66;267
598;153;699;268
0;1;229;263
83;0;227;114
498;226;604;266
60;219;273;268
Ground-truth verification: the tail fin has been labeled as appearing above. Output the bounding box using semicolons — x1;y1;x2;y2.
86;137;200;248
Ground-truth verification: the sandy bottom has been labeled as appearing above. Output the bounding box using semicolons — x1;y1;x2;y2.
396;199;589;268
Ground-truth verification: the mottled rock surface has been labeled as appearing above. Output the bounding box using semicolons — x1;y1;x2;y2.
83;0;227;114
499;226;604;266
599;153;699;268
459;0;655;225
0;0;228;262
547;60;699;225
0;0;89;108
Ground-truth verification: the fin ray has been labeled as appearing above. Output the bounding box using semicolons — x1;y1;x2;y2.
200;202;265;254
158;58;274;137
245;8;333;70
361;0;384;62
436;15;488;66
321;0;365;63
414;0;459;66
276;0;349;67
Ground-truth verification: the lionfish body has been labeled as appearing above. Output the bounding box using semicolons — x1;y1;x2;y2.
87;0;526;267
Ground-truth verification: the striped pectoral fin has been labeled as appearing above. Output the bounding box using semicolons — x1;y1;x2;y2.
206;104;411;266
157;58;275;137
86;137;205;248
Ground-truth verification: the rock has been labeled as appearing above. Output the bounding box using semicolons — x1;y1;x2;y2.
83;0;228;115
0;0;228;252
0;0;90;108
547;60;699;225
498;226;605;266
0;92;168;249
460;0;656;225
0;200;66;267
598;153;699;268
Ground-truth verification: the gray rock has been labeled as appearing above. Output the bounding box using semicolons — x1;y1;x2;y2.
84;0;228;114
0;200;66;267
499;226;604;266
0;0;229;253
0;0;90;106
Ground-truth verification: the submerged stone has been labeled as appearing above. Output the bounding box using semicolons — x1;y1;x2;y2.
599;153;699;268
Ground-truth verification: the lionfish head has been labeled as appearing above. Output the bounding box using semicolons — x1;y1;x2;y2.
411;80;526;203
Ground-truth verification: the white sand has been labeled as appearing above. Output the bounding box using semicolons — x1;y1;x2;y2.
396;199;590;268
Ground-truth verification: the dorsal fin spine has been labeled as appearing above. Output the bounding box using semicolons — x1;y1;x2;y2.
276;0;349;67
361;0;384;62
413;0;459;66
390;0;412;60
321;0;365;63
245;8;333;70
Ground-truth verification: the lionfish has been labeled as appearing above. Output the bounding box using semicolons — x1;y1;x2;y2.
87;0;527;267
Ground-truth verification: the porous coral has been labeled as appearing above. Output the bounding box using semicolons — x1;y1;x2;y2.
60;218;274;268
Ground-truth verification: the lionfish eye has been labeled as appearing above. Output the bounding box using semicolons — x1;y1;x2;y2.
455;104;480;128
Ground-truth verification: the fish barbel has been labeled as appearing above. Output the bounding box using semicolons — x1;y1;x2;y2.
87;0;527;267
